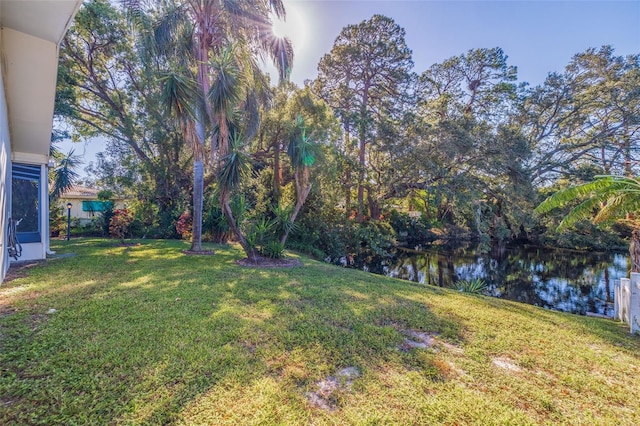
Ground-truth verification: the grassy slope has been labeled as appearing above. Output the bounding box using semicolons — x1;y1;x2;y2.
0;239;638;425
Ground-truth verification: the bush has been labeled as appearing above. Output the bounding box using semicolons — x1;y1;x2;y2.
175;211;192;240
261;240;286;259
109;209;134;243
455;278;487;294
388;210;433;246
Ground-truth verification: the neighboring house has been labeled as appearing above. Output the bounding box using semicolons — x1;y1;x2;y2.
58;186;126;225
1;0;83;284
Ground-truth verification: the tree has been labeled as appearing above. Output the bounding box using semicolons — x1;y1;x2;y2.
315;15;413;221
522;46;640;185
535;175;640;272
125;0;293;253
410;48;531;240
49;131;81;201
57;0;193;237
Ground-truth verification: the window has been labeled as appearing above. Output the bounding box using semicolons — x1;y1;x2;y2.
11;163;41;243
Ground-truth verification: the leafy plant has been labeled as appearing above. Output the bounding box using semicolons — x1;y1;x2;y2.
109;208;134;243
175;211;192;240
455;278;488;295
261;240;286;259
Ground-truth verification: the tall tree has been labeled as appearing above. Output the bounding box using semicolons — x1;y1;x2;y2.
57;0;192;236
122;0;293;251
522;46;640;185
410;47;531;240
315;15;413;221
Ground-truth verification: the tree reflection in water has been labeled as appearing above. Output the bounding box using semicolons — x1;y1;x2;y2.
349;242;628;316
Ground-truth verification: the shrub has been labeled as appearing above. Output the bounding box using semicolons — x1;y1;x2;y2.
109;208;134;243
175;211;192;240
389;210;433;246
262;240;286;259
455;278;487;295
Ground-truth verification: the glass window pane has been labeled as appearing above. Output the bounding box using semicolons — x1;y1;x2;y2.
11;164;41;242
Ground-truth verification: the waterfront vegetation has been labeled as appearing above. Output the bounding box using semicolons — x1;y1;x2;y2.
1;239;638;425
53;1;640;267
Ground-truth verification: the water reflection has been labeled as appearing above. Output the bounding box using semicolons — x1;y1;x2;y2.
350;242;629;316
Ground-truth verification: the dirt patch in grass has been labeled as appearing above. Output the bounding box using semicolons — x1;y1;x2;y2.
3;261;45;283
236;257;301;268
492;357;522;372
0;306;17;318
399;329;463;354
306;367;360;411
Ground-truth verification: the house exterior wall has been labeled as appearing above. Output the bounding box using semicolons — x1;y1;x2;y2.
0;56;11;283
0;0;82;285
58;197;125;223
58;198;127;223
3;27;59;162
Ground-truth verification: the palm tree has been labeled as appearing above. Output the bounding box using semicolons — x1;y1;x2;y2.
49;147;81;201
126;0;293;253
535;175;640;272
280;115;319;245
208;45;256;258
159;70;207;251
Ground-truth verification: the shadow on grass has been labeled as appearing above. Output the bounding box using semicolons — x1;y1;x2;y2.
0;239;467;423
0;238;637;424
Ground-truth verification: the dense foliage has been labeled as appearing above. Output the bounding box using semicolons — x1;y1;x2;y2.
55;0;640;260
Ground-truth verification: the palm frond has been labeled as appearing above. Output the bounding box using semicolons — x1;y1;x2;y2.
556;196;603;230
160;70;198;120
50;149;81;200
287;116;320;169
268;35;294;83
269;0;287;20
535;175;640;215
218;133;252;192
209;45;242;118
536;175;640;231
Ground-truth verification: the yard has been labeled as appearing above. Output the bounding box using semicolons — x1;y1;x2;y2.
1;239;638;425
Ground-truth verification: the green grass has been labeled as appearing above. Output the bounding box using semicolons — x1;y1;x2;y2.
0;238;638;425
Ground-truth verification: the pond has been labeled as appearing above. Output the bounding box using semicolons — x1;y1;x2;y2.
349;242;629;317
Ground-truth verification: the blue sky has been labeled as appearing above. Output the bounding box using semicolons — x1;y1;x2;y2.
65;0;639;174
275;0;639;87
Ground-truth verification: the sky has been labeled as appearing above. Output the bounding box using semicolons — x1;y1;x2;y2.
272;0;639;87
64;0;640;175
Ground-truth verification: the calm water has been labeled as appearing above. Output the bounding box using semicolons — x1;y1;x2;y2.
351;243;629;316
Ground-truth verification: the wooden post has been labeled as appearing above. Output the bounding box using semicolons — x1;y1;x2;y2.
631;273;640;334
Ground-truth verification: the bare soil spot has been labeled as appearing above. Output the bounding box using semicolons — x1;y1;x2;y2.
492;357;522;372
306;367;360;411
0;306;17;318
3;261;44;283
399;329;463;354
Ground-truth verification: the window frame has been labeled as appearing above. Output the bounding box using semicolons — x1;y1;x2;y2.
11;163;42;243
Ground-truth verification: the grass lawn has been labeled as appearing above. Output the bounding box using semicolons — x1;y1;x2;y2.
1;238;638;425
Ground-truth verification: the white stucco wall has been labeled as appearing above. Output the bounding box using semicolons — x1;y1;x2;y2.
0;55;11;284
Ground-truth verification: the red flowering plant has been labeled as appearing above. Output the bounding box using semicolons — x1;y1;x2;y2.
109;208;134;244
175;211;192;240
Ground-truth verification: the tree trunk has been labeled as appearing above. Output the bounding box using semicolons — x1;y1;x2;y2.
630;228;640;273
367;187;381;220
273;140;282;204
357;138;365;222
220;189;259;262
280;167;312;246
190;159;204;252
